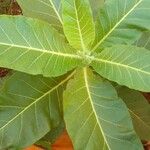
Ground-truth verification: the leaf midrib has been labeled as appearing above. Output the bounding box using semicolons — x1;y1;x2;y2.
93;57;150;76
0;42;81;59
74;0;86;51
92;0;143;51
0;71;75;131
83;68;110;149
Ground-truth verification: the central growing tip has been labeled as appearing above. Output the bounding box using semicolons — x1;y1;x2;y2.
77;50;94;66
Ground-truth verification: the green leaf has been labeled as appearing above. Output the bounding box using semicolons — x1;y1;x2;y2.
35;141;51;150
135;31;150;50
118;87;150;141
92;0;150;51
0;79;3;88
89;0;104;18
35;113;65;150
36;120;65;149
64;68;143;150
62;0;95;51
0;71;75;149
0;16;81;77
17;0;63;31
38;120;65;144
92;45;150;92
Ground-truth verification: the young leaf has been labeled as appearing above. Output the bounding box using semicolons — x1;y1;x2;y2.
17;0;63;31
93;0;150;51
118;87;150;141
64;68;143;150
0;71;75;149
92;45;150;92
0;16;81;77
62;0;95;51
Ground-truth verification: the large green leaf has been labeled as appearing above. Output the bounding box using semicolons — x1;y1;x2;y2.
118;87;150;141
0;16;81;77
92;45;150;92
62;0;95;51
92;0;150;51
17;0;63;31
0;71;75;149
135;31;150;50
64;68;143;150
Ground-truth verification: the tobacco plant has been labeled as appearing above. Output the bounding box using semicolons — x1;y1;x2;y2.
0;0;150;149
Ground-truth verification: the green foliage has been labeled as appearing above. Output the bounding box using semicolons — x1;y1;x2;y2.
35;116;65;150
0;71;73;149
0;0;149;149
135;31;150;50
17;0;63;32
64;68;143;150
89;0;104;18
0;16;81;77
93;0;150;51
62;0;95;50
92;45;150;92
118;87;150;141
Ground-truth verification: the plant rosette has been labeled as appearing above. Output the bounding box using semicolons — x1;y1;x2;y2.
0;0;150;150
